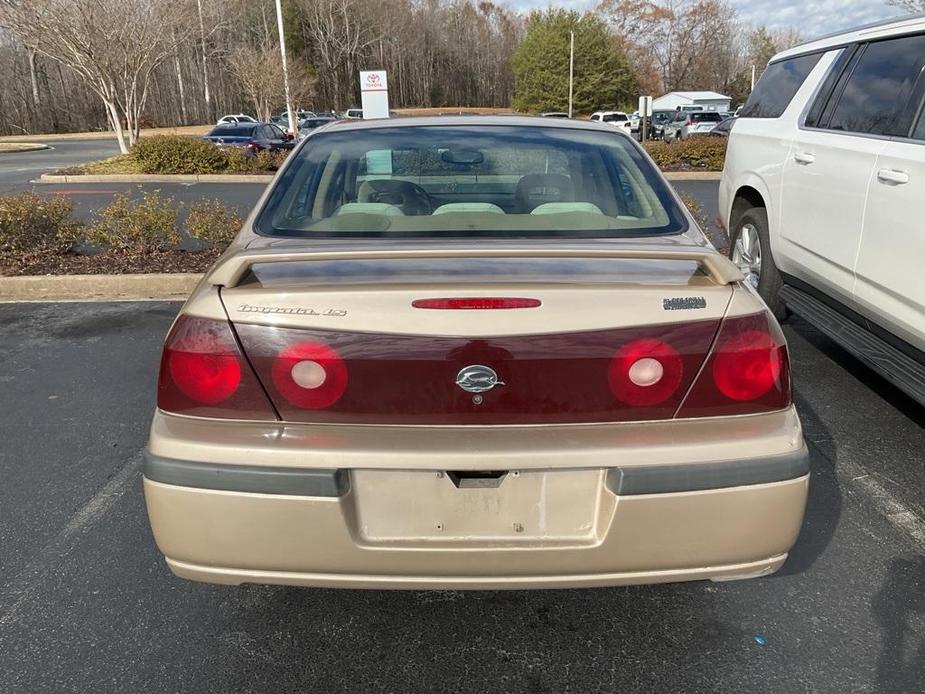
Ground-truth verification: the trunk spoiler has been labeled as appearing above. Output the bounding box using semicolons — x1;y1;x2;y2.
207;246;745;288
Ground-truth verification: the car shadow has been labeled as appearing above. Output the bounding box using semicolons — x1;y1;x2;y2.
787;316;924;424
873;555;925;691
775;391;843;577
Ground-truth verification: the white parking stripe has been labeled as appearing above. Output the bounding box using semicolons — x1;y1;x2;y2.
841;458;925;550
0;451;142;628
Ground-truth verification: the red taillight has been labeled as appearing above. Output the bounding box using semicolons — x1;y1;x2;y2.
712;329;783;401
677;312;790;418
608;338;683;406
157;315;277;420
246;142;259;151
169;347;240;404
412;297;542;310
233;320;720;424
271;341;348;409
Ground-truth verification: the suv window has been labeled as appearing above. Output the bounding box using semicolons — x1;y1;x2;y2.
602;113;627;122
913;107;925;140
739;52;822;118
824;34;925;136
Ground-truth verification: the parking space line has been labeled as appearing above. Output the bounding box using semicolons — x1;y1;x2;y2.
840;457;925;550
0;451;142;629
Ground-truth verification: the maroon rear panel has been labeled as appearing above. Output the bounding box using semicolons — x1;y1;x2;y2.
234;320;722;425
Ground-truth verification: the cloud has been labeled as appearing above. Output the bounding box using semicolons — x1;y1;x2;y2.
507;0;908;39
729;0;905;38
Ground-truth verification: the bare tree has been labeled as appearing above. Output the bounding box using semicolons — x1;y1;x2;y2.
889;0;925;10
226;44;315;121
0;0;195;151
0;0;522;137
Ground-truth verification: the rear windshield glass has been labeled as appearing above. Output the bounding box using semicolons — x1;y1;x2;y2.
690;112;722;122
210;126;255;137
255;125;687;239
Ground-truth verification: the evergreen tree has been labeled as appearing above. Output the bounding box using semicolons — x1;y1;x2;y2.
512;9;637;114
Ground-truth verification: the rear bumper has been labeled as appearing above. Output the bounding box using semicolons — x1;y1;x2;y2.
143;409;809;589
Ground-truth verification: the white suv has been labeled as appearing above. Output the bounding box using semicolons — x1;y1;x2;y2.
720;15;925;405
589;111;633;134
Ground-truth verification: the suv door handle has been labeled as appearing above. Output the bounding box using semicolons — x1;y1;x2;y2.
877;168;909;185
793;152;815;165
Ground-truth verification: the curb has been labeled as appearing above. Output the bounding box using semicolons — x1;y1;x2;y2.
37;173;274;184
662;171;722;181
0;143;50;153
0;273;202;301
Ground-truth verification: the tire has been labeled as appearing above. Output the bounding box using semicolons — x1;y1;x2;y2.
728;206;788;320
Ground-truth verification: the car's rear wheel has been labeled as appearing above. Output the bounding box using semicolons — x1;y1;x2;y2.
729;206;787;320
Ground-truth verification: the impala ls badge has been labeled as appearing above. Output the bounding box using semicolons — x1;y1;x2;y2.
456;365;504;393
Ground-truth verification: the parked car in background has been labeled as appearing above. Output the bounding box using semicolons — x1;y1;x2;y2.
203;122;296;154
683;111;725;137
298;115;338;139
539;111;570;118
271;111;316;129
589;111;632;134
344;108;363;119
661;111;688;142
650;110;677;140
629;112;641;132
216;114;257;125
721;15;925;405
707;116;736;138
144;115;807;591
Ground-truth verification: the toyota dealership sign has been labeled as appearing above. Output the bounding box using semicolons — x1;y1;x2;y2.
360;70;389;119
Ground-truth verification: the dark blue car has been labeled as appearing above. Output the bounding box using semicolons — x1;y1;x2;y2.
203;123;296;154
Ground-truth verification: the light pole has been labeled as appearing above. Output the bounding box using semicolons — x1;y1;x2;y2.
274;0;297;136
568;30;575;118
567;16;586;119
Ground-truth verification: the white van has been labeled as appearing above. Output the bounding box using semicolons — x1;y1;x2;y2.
720;15;925;405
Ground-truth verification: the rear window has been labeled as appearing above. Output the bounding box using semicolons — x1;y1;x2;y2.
254;125;688;239
601;113;628;122
739;52;822;118
210;125;255;137
690;113;723;122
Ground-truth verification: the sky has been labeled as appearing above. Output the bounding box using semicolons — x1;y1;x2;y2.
509;0;909;40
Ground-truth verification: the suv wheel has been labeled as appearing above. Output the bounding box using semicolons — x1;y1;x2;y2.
729;206;787;319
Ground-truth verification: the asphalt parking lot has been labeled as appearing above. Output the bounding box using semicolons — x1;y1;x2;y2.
0;301;922;693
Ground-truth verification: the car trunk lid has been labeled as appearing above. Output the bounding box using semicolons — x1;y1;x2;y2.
212;245;740;425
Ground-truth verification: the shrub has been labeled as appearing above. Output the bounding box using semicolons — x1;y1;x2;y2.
252;148;288;171
88;190;180;252
0;192;80;253
644;138;727;171
223;147;288;173
223;146;253;174
679;192;729;254
185;200;243;250
131;135;226;175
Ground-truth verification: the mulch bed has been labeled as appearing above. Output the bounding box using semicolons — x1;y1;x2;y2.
0;249;222;276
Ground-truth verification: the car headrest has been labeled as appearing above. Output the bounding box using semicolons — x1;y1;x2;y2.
530;202;604;215
433;203;506;215
514;174;574;212
335;202;405;216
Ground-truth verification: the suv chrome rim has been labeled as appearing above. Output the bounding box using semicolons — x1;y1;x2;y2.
732;223;762;289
